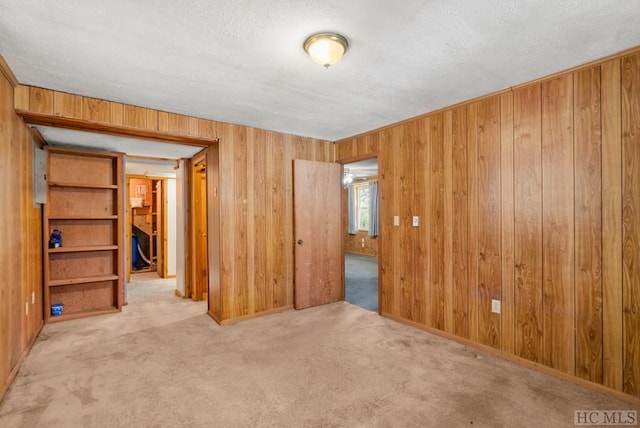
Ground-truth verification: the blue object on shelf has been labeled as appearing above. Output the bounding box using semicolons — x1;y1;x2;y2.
51;303;63;316
49;228;62;248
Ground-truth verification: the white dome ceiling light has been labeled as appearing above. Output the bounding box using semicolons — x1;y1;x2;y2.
303;32;349;68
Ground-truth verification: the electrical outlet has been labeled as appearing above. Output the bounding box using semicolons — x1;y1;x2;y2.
25;302;29;316
412;216;419;227
361;238;365;248
491;299;501;314
393;216;400;226
31;291;35;304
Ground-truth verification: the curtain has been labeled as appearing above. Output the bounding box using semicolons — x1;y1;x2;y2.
368;180;378;237
347;183;356;235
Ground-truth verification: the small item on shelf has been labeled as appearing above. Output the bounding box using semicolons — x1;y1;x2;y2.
48;228;63;248
51;303;64;316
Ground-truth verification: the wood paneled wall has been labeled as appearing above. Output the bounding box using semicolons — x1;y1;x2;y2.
13;85;334;326
14;85;218;145
0;63;43;401
211;124;333;323
335;52;640;400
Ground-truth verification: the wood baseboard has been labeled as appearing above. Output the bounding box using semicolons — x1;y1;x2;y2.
0;320;43;403
381;312;640;407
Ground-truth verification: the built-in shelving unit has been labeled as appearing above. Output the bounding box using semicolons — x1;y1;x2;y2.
44;147;124;323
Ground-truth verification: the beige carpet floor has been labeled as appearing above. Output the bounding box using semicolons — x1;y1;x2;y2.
0;275;637;427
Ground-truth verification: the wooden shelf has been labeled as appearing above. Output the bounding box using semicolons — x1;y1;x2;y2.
48;274;119;287
49;181;117;189
47;307;119;323
48;215;118;220
44;147;124;324
48;245;118;253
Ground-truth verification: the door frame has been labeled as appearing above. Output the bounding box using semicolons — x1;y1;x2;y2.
189;151;208;301
126;174;168;281
338;153;382;314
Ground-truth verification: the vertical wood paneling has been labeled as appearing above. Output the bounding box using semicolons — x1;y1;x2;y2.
414;117;431;325
110;102;124;125
266;132;286;308
443;111;455;333
146;109;158;131
13;85;29;110
466;103;479;343
574;66;603;383
219;126;235;320
336;138;356;160
452;107;469;338
622;54;640;397
123;105;148;129
601;58;623;391
332;51;640;400
29;87;53;113
159;112;189;135
233;126;248;316
392;125;406;317
188;117;199;136
400;123;416;321
252;129;268;313
356;135;369;157
379;129;394;314
500;92;516;354
541;74;575;374
83;97;110;122
477;97;502;349
513;84;543;362
430;113;445;330
198;118;217;139
1;72;43;402
206;143;221;319
53;92;83;118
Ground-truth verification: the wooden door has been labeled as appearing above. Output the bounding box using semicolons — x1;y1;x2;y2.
190;153;208;301
293;159;343;309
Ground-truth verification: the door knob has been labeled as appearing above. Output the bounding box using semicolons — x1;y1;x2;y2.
296;239;303;245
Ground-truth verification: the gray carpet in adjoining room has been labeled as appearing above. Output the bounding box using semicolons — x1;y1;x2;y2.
345;253;378;312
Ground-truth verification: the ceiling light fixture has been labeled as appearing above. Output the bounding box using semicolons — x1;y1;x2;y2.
303;32;349;68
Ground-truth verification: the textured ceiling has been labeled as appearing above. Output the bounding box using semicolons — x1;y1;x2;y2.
2;1;640;144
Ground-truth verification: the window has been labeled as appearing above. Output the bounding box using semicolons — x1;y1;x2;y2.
355;182;370;231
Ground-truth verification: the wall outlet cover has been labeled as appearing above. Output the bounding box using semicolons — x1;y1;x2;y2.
393;216;400;226
491;299;501;314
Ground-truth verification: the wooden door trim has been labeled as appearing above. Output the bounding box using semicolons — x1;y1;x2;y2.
189;152;207;300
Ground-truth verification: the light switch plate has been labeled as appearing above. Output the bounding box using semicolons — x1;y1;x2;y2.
394;216;400;226
412;216;419;227
491;299;501;314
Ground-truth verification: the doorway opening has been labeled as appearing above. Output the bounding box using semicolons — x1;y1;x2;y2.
342;157;379;312
125;156;181;304
128;176;165;277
